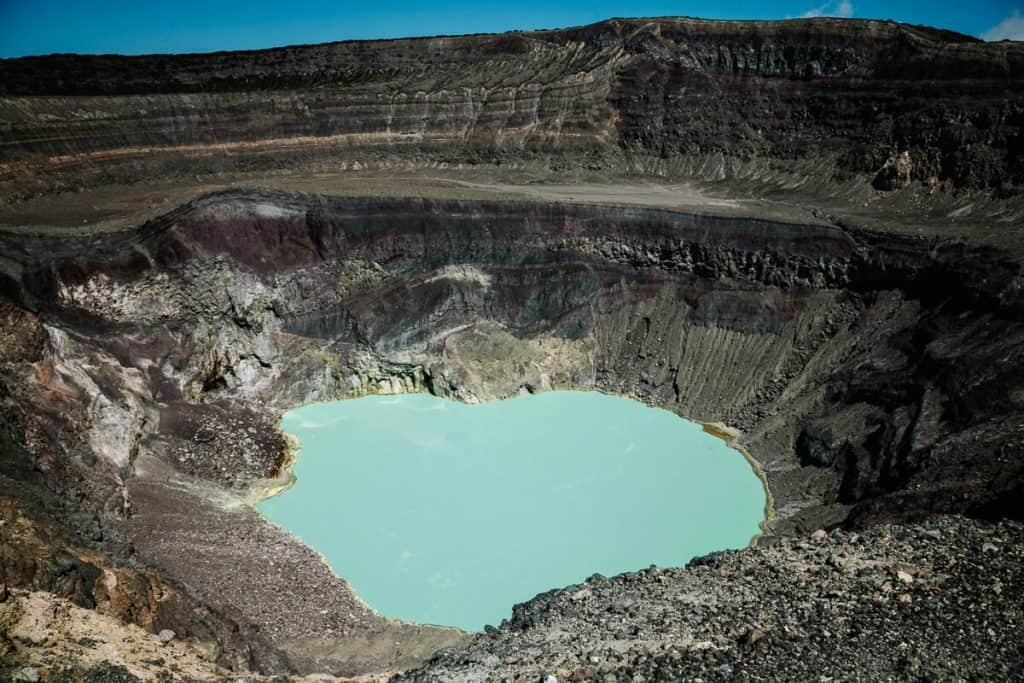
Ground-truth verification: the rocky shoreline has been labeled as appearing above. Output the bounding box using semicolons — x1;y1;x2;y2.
4;516;1020;681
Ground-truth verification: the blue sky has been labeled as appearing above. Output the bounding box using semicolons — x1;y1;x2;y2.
0;1;1020;58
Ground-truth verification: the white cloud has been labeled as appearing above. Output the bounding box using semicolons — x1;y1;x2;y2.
982;9;1024;41
801;0;855;18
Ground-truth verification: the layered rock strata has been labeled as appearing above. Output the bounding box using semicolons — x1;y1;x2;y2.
2;18;1022;200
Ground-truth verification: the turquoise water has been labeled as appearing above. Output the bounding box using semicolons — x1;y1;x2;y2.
257;391;766;631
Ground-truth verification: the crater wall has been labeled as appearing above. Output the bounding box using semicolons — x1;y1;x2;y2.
1;190;1021;674
2;18;1022;200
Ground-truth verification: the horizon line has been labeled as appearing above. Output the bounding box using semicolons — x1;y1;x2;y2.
0;14;993;61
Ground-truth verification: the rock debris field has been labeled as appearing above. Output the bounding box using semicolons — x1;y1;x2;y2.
398;516;1023;682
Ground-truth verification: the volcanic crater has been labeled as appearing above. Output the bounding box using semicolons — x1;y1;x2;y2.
0;15;1022;681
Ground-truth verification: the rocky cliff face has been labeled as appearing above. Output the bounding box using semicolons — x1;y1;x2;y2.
2;17;1022;200
0;15;1023;681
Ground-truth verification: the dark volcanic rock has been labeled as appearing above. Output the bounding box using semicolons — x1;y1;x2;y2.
396;517;1024;682
796;423;838;467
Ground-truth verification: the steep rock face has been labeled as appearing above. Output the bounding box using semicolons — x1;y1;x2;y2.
3;190;1022;522
1;18;1022;199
